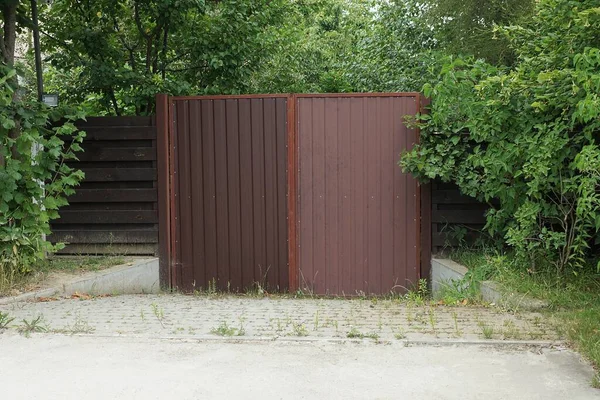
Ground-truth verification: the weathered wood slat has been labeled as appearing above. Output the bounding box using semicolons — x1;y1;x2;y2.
432;209;487;224
60;203;155;211
68;189;157;203
49;230;158;244
76;126;156;140
432;190;481;204
79;140;155;149
50;223;157;231
72;161;154;168
56;243;157;255
76;148;156;162
55;210;158;224
78;116;152;126
432;231;484;247
80;168;156;182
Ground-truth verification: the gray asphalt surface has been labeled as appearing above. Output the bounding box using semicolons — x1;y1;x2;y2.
0;333;597;400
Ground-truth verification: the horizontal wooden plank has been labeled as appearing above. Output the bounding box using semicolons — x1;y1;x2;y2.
77;116;153;127
72;161;154;168
78;183;155;191
432;209;487;224
79;140;155;149
49;230;158;244
432;231;484;247
77;126;156;140
432;190;481;205
68;189;157;203
76;148;156;162
55;210;158;224
81;168;156;182
61;203;156;211
49;223;157;231
56;243;157;255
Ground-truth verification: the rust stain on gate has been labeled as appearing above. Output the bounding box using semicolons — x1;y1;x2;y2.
295;94;421;295
157;93;422;295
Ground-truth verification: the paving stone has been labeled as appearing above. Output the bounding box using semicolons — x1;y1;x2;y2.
0;294;561;342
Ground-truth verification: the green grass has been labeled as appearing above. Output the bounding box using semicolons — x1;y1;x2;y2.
0;311;15;329
0;255;127;297
347;327;379;340
37;256;126;274
450;248;600;382
17;316;48;337
210;321;245;337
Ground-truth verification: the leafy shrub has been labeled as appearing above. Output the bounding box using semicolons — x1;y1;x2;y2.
402;0;600;275
0;64;85;289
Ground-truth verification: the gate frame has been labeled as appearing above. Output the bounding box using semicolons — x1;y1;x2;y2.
156;92;427;292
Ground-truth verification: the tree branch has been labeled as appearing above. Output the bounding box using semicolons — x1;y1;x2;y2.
161;24;168;79
39;30;85;63
134;1;151;40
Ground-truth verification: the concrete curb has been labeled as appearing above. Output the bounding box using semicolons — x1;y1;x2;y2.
431;258;549;311
26;331;563;349
0;258;159;305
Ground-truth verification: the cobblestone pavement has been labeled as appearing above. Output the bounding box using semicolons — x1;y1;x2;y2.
0;294;561;342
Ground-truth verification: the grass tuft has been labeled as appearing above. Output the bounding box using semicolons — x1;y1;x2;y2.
450;248;600;376
0;311;15;329
210;321;245;337
17;316;47;337
347;327;379;340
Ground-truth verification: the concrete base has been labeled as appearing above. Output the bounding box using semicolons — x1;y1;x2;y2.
0;258;159;305
431;258;548;311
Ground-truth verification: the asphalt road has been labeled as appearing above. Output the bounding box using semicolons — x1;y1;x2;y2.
0;333;598;400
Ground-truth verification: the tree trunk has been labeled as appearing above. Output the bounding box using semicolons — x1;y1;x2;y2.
1;2;17;66
1;2;20;163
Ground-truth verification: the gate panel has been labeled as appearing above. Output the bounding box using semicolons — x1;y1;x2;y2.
296;94;420;295
170;96;289;291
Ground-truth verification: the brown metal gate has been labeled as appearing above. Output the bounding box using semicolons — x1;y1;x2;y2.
159;95;290;291
157;93;422;295
293;94;420;295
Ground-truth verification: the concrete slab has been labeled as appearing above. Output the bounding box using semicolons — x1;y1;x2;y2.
0;334;597;400
0;258;159;305
431;258;548;311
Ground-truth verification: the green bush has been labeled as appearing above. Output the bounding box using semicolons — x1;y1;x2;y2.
0;64;85;289
401;0;600;275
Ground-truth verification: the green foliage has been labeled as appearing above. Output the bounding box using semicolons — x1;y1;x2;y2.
453;248;600;374
40;0;289;115
423;0;535;65
402;0;600;275
0;311;14;329
342;0;439;93
210;320;245;336
250;0;372;93
0;63;85;289
17;315;47;337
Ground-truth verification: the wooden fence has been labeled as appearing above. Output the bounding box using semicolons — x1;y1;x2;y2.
49;117;159;255
45;101;490;288
430;181;488;254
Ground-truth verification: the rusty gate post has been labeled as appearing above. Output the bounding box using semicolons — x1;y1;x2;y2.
287;94;298;292
156;93;172;289
418;95;432;282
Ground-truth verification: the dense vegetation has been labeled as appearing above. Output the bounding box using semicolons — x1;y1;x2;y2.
1;0;85;289
402;0;600;276
31;0;535;113
2;0;599;381
2;0;598;282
